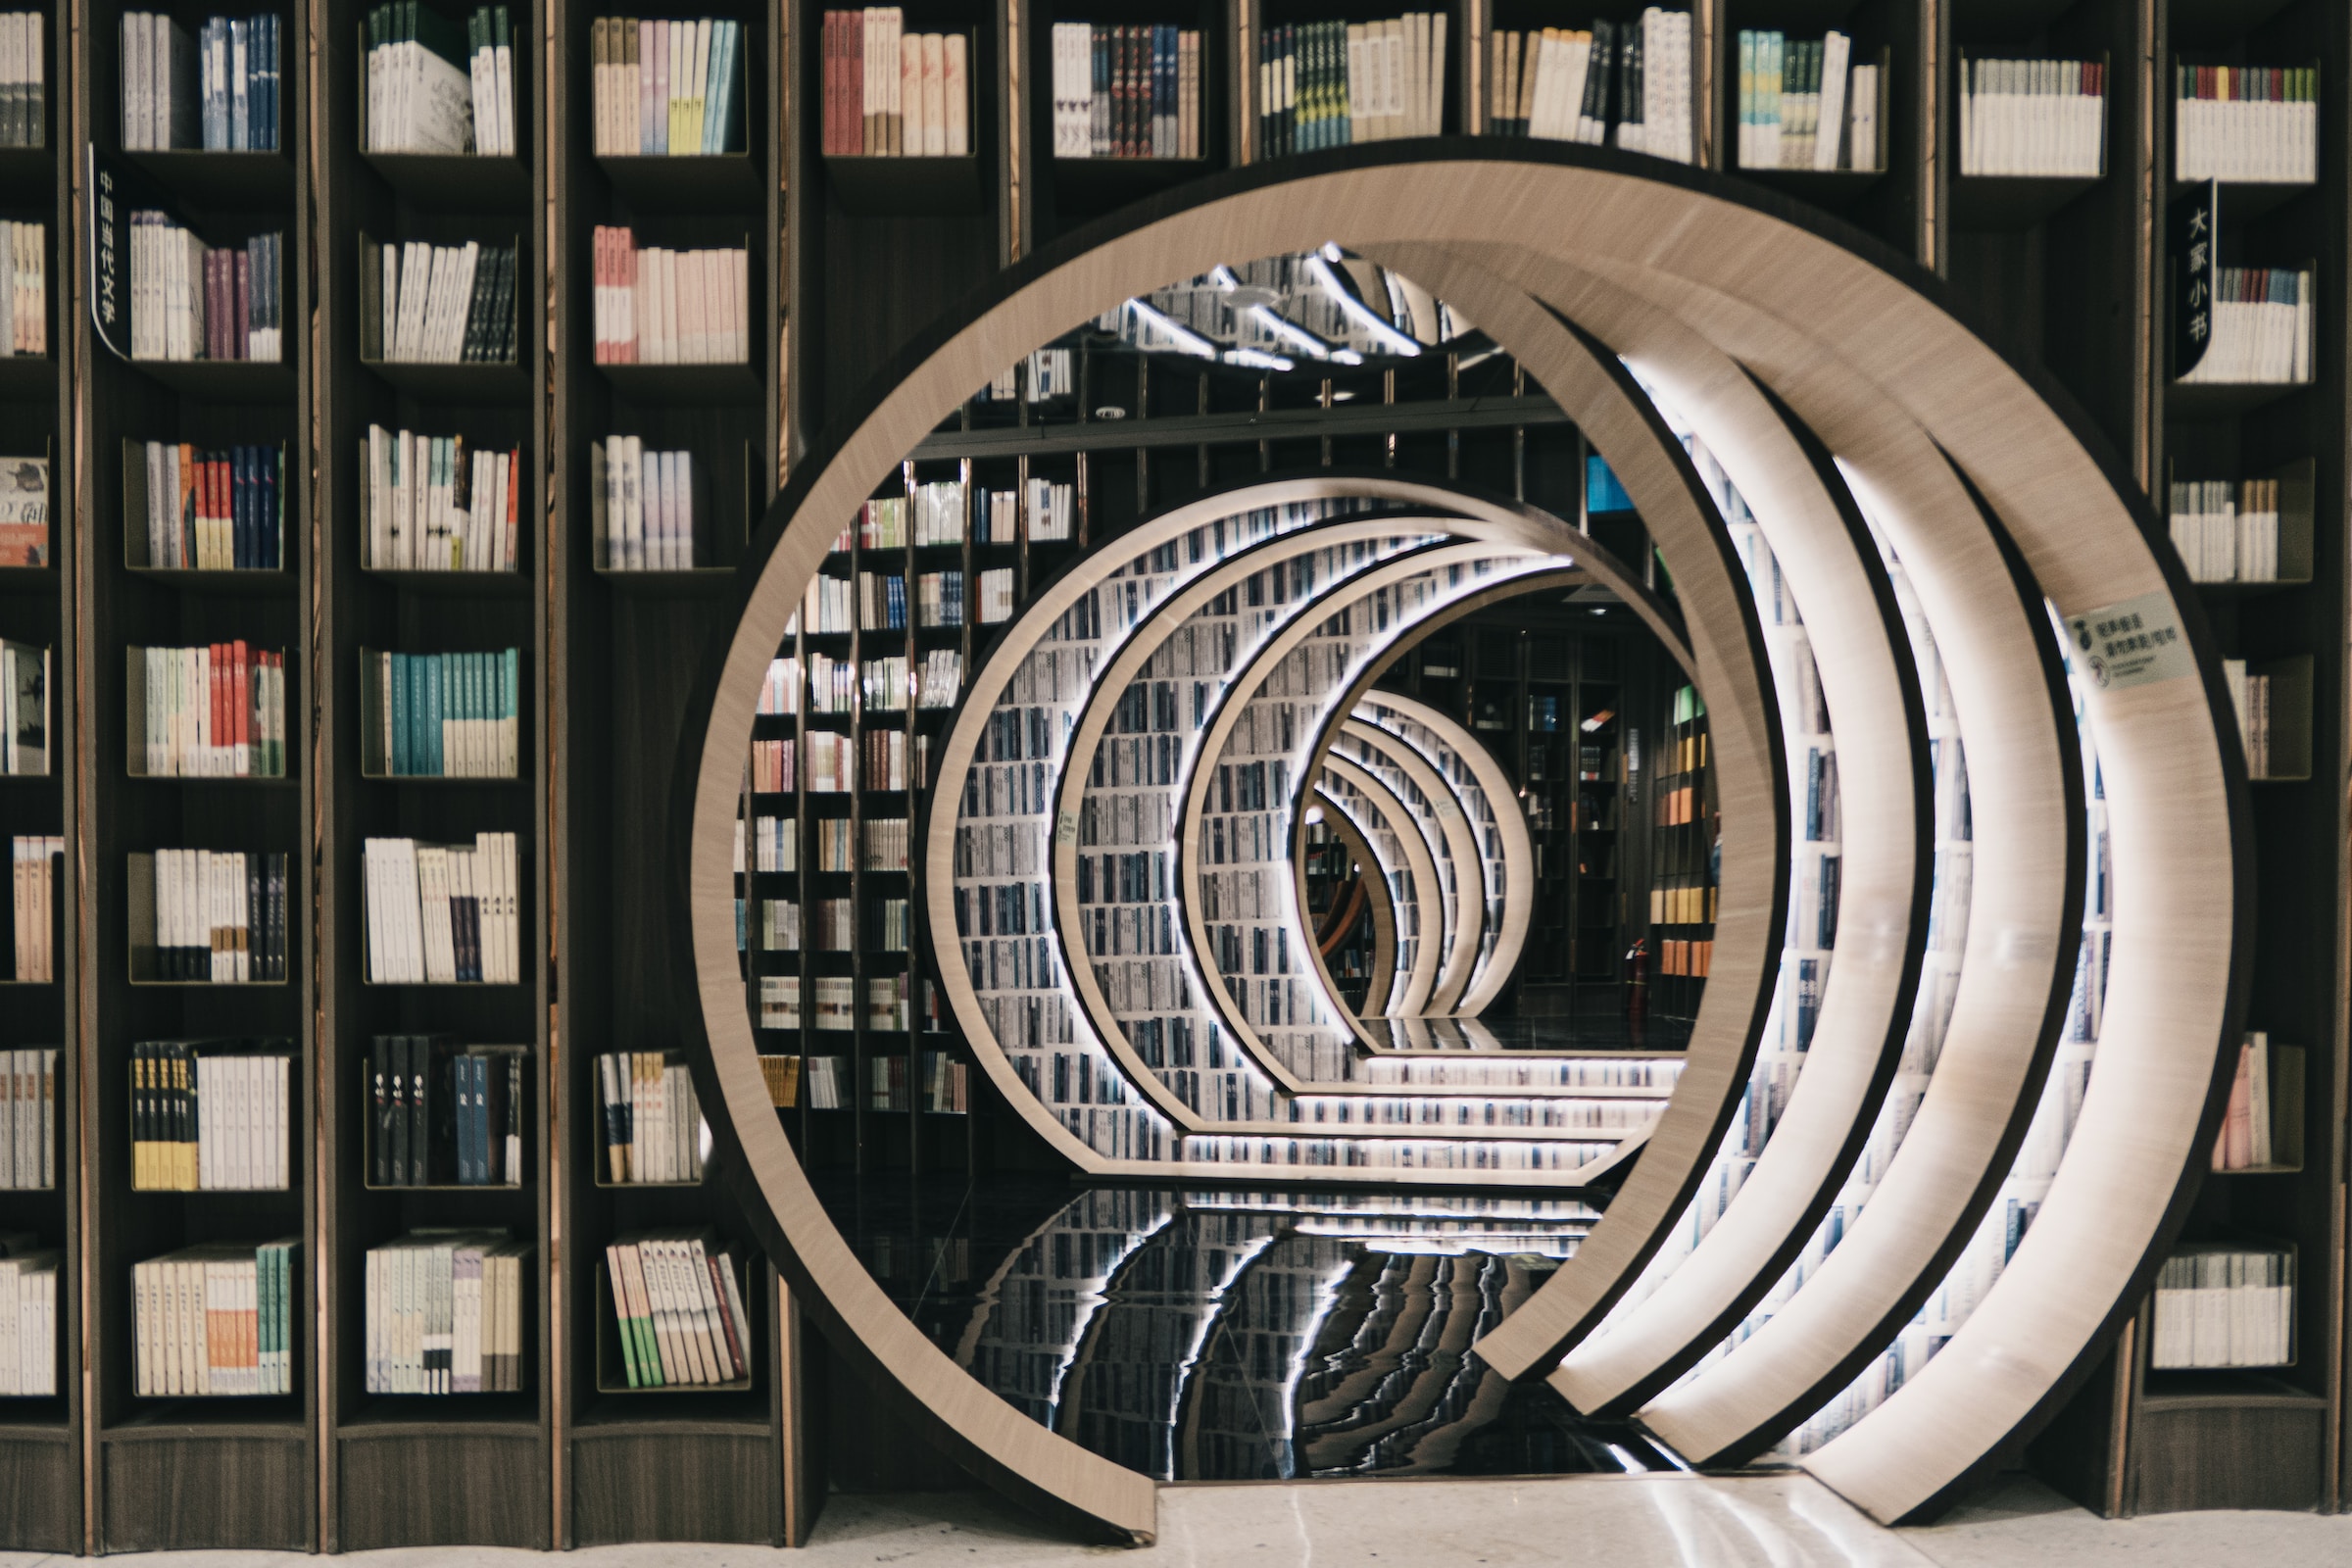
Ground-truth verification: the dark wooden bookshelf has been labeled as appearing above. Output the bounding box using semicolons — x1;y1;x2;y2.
315;0;552;1548
0;1;75;1550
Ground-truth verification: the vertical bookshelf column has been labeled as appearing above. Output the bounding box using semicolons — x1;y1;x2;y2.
77;0;316;1548
553;0;793;1544
316;0;550;1547
0;0;74;1547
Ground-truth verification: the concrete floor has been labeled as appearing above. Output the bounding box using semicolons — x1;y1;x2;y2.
3;1472;2344;1566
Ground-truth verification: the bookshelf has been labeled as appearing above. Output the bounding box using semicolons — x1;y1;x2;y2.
0;0;72;1551
0;0;2331;1546
75;0;317;1549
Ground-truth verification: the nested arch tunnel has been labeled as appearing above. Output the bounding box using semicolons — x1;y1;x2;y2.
672;145;2250;1544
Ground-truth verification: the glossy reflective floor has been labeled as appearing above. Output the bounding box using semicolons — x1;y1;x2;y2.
819;1172;1682;1482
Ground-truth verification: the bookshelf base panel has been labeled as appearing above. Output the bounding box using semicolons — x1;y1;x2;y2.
336;1431;551;1550
2131;1399;2328;1514
100;1435;313;1551
568;1431;782;1545
0;1434;77;1551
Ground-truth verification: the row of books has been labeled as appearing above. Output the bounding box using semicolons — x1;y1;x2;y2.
0;1239;56;1395
2222;660;2278;780
2175;66;2319;184
754;896;798;950
127;220;283;363
818;9;968;158
590;437;701;569
588;16;747;156
1001;478;1076;542
1656;935;1713;977
808;814;908;872
845;651;958;710
2179;267;2313;385
359;649;522;779
128;642;288;778
2148;1243;2294;1368
364;4;517;156
128;850;290;983
361;236;519;365
916;570;964;627
129;441;285;571
756;656;798;715
0;15;40;148
858;484;965;549
1649;884;1713;924
0;454;44;565
749;729;930;794
0;638;44;773
594;1051;707;1185
801;1054;845;1106
741;813;795;871
0;1051;54;1189
120;12;281;150
1735;31;1881;172
603;1230;752;1387
1481;10;1692;161
1958;58;2106;178
130;1240;300;1396
369;1036;525;1186
2169;478;2285;584
130;1041;291;1191
2213;1032;2303;1174
1;220;44;357
978;346;1074;403
360;833;524;985
589;227;751;365
6;838;59;984
1256;15;1447;155
750;736;791;792
360;427;521;572
976;565;1017;624
365;1230;530;1393
1048;23;1202;161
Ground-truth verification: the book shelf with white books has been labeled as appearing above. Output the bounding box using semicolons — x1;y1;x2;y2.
553;0;793;1540
814;1;984;213
0;1;67;1546
1718;0;1917;246
1031;0;1222;236
357;0;531;206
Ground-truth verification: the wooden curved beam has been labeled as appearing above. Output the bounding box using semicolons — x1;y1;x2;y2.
1317;752;1445;1016
1301;787;1398;1011
1334;717;1489;1014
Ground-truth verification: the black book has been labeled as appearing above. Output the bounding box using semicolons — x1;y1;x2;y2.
1615;19;1642;140
427;1042;460;1185
369;1036;393;1186
388;1035;412;1186
171;1042;194;1171
245;852;263;981
1583;21;1614;134
408;1036;432;1184
130;1041;149;1179
504;1054;522;1184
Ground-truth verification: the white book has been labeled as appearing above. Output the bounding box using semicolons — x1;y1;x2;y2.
1817;33;1851;171
492;21;514;156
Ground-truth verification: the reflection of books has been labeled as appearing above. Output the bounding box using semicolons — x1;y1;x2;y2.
0;457;47;566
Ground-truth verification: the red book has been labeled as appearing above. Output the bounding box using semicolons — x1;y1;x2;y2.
505;446;520;569
823;13;839;154
234;640;250;762
592;227;606;362
619;236;638;363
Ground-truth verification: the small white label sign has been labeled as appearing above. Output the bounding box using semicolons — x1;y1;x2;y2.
2063;591;2194;691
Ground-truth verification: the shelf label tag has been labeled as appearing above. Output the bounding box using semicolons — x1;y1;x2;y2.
2063;592;2193;691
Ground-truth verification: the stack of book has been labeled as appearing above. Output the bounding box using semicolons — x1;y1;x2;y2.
6;837;60;982
805;729;852;790
757;898;797;950
1257;13;1447;154
594;1051;707;1184
590;438;699;569
603;1230;753;1388
810;898;851;949
806;653;851;713
131;1240;301;1396
866;1054;906;1110
1049;23;1201;159
2170;477;2281;583
922;1050;967;1113
912;480;962;542
0;14;42;148
757;1054;799;1106
805;1055;845;1107
2178;267;2313;385
977;565;1015;622
0;453;46;565
1;221;44;357
2176;65;2319;183
370;1036;524;1185
360;426;521;572
857;570;903;629
129;1041;291;1190
1958;58;2105;176
915;570;962;626
128;850;290;983
363;3;516;155
119;12;280;149
819;8;968;156
365;1231;530;1392
861;730;922;790
2149;1242;2295;1367
756;657;798;715
862;817;909;870
1026;476;1074;540
861;656;908;710
359;236;519;365
0;1238;57;1394
360;833;523;984
977;347;1073;403
758;974;799;1028
589;226;750;364
916;648;959;706
1481;10;1694;159
0;639;44;772
1736;31;1882;172
359;649;520;779
0;1052;54;1186
803;573;852;631
589;15;746;154
2222;659;2274;778
128;441;285;570
743;813;794;870
126;220;283;363
750;736;791;791
128;642;288;777
2213;1031;2303;1173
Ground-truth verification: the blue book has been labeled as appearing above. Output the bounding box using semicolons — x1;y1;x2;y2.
233;445;252;569
423;652;443;775
263;442;278;565
502;648;518;757
389;653;411;775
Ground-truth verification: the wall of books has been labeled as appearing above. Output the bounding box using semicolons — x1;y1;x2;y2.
0;0;2337;1551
